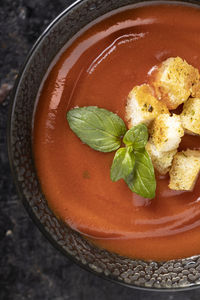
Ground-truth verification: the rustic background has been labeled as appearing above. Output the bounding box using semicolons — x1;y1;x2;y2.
1;0;200;299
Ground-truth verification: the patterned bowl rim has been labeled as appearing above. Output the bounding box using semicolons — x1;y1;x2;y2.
7;0;200;292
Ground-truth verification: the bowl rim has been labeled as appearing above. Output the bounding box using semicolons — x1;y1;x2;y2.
7;0;200;292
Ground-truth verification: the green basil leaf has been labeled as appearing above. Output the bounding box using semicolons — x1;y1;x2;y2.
110;147;135;182
125;149;156;199
123;124;148;149
67;106;127;152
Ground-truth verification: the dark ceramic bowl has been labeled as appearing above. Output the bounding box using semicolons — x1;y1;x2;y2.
8;0;200;291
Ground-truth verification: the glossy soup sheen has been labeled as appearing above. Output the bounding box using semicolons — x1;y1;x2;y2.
33;3;200;261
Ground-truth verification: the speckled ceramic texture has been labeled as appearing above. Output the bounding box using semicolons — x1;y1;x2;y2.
8;0;200;290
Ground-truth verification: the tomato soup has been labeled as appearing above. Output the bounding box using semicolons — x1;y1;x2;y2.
33;2;200;261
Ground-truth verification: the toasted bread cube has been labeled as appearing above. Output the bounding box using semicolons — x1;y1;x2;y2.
125;84;169;128
169;150;200;191
183;149;200;158
151;57;200;109
149;114;184;152
181;97;200;135
192;82;200;98
146;142;177;175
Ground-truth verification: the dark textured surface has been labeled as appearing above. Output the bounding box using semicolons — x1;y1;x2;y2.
1;0;200;299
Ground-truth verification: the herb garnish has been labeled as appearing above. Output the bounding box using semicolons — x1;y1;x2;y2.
67;106;126;152
67;106;156;199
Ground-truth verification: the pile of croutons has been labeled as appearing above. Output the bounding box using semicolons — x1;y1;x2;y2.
125;57;200;191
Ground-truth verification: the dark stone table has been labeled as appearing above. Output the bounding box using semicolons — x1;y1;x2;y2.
1;0;200;299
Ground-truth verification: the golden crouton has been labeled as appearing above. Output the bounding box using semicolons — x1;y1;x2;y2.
151;57;200;109
146;142;177;175
192;79;200;98
181;97;200;135
149;114;184;152
169;150;200;191
125;84;169;128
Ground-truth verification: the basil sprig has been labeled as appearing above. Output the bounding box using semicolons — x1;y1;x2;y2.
67;106;126;152
110;147;135;182
123;124;148;149
67;106;156;199
125;149;156;199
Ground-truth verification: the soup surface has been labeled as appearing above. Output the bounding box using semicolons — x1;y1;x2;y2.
33;2;200;260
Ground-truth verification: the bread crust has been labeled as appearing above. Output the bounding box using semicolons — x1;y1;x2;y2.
181;97;200;135
151;57;200;109
125;84;169;128
169;150;200;191
149;114;184;152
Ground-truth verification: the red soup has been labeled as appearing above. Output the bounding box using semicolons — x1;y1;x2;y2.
33;3;200;261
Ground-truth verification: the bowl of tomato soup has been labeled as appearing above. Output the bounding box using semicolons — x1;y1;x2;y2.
8;0;200;290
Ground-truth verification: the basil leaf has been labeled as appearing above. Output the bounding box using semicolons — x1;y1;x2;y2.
123;124;148;149
125;149;156;199
67;106;127;152
110;147;135;182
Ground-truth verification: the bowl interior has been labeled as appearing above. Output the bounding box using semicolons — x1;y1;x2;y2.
8;0;200;290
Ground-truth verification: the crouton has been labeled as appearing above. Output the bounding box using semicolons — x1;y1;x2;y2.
181;97;200;135
149;114;184;152
169;150;200;191
192;79;200;98
151;57;200;109
125;84;169;128
146;142;177;175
